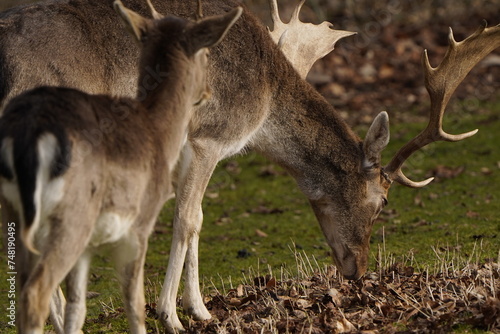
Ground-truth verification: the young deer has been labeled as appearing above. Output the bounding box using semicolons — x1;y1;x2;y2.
0;1;241;333
0;1;498;333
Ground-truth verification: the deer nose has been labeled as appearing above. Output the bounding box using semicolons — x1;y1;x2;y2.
343;272;358;280
339;248;360;280
331;243;363;280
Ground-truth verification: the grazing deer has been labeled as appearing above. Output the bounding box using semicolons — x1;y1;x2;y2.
154;15;500;333
0;1;241;333
0;0;498;333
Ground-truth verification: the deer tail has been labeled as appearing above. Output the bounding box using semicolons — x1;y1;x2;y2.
0;126;71;254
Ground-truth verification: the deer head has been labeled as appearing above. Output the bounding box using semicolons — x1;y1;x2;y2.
310;21;500;280
304;111;389;280
116;0;241;110
267;0;355;78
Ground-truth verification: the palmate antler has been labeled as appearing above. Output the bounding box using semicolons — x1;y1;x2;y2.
267;0;355;78
384;21;500;187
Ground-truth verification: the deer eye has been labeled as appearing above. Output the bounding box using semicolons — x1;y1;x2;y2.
382;197;388;207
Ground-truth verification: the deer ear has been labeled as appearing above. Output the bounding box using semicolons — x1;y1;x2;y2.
114;0;150;42
189;7;243;50
363;111;390;170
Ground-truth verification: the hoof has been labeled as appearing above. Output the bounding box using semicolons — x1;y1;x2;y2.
158;311;185;334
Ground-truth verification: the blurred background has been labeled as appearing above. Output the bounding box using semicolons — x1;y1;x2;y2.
246;0;500;127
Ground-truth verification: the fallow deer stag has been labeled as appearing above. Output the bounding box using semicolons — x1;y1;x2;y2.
155;17;500;334
0;1;241;333
0;1;499;333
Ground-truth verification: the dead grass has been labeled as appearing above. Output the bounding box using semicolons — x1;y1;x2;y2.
119;242;500;333
177;245;499;333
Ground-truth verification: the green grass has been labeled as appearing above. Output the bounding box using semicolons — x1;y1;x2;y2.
1;99;499;332
375;100;500;267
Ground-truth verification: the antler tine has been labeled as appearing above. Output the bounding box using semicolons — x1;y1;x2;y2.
385;21;500;188
146;0;163;20
268;0;283;25
291;0;306;23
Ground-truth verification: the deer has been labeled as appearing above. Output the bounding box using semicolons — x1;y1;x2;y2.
0;0;498;333
0;1;242;333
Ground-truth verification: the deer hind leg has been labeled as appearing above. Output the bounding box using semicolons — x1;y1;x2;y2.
64;253;91;334
0;196;41;331
19;262;57;334
1;196;23;281
1;174;68;334
158;142;221;332
19;219;92;334
113;231;149;334
0;197;28;288
48;257;85;334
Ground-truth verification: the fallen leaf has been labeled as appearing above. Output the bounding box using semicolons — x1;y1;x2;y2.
327;288;343;307
378;64;394;80
480;167;493;175
229;298;242;306
430;165;465;180
336;317;356;332
87;291;100;299
466;211;480;218
266;277;276;289
255;229;268;238
205;192;219;199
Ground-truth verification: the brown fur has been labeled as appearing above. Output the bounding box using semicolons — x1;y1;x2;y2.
0;3;241;333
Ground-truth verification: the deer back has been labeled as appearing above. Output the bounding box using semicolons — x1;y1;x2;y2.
0;0;138;108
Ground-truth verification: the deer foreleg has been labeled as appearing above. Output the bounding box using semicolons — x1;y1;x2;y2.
158;142;220;333
182;232;211;320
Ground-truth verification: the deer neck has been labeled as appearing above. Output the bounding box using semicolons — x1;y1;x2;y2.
255;78;363;189
136;54;193;171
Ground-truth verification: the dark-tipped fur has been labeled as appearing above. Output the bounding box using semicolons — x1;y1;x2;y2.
0;47;10;109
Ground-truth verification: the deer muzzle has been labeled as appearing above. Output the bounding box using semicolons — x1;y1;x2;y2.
331;242;367;280
308;199;369;280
